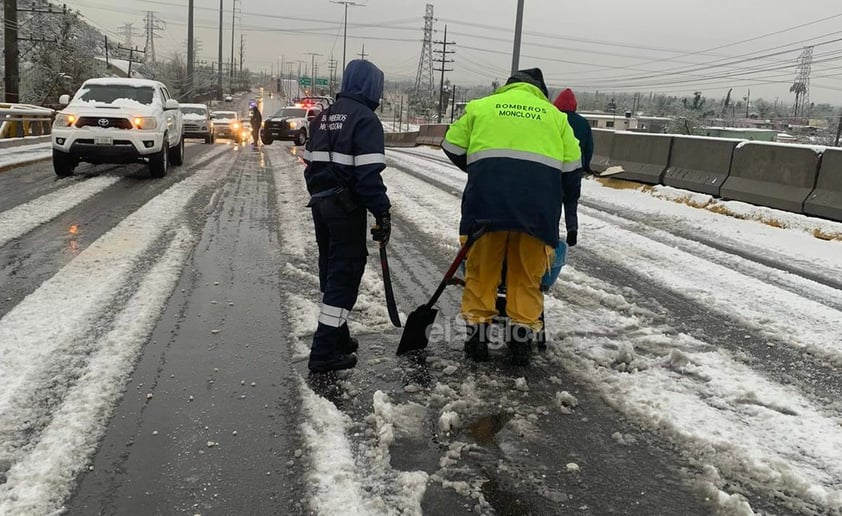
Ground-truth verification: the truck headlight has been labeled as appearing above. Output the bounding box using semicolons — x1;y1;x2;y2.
232;122;241;130
133;117;157;130
54;113;76;127
289;121;297;129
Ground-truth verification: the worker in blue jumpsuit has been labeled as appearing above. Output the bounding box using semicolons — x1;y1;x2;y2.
302;59;391;373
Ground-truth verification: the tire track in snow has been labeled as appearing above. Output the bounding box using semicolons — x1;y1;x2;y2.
0;175;122;248
0;226;196;515
0;155;234;484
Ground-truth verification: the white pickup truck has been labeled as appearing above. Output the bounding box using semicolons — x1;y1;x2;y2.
51;78;185;178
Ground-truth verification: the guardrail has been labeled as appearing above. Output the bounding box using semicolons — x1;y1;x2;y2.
0;103;55;138
385;124;842;223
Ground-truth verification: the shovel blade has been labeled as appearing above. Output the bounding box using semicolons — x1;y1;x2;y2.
396;305;439;355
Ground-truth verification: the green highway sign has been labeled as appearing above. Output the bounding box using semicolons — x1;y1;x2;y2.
299;77;329;87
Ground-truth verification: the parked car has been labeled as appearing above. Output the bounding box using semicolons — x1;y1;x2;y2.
179;103;214;143
261;106;320;146
210;110;245;141
51;77;184;178
224;94;234;102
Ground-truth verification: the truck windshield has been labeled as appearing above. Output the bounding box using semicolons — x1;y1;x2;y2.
180;107;207;116
275;108;307;118
77;84;155;105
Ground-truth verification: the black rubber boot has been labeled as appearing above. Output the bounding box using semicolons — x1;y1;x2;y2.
509;324;533;366
308;353;358;373
535;310;547;351
464;323;489;362
337;324;359;355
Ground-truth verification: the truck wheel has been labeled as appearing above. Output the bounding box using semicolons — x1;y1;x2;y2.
169;135;185;166
149;139;169;178
53;149;76;177
261;131;273;145
295;130;306;146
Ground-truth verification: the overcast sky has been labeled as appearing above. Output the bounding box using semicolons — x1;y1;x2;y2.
72;0;842;104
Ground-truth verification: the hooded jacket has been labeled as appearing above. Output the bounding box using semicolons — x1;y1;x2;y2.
303;59;390;216
553;88;592;233
442;75;581;248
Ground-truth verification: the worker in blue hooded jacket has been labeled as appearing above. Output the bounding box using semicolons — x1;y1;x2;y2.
302;59;391;373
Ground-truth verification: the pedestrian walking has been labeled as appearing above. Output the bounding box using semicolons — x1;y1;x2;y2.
302;59;391;373
553;88;594;247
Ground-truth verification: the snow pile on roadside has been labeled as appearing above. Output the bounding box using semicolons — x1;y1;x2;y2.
298;384;429;516
299;380;372;515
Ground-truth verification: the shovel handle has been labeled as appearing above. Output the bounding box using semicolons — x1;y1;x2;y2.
425;222;489;309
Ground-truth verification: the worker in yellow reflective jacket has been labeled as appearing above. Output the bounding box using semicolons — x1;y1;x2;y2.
442;68;582;366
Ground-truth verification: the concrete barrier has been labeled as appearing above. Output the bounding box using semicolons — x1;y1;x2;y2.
663;136;741;196
609;132;673;184
384;131;419;148
720;142;821;213
416;124;449;146
591;129;613;173
804;148;842;222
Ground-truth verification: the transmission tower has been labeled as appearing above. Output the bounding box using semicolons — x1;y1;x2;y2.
412;4;435;117
790;46;813;118
118;23;140;48
143;11;166;64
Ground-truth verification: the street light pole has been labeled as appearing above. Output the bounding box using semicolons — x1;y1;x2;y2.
217;0;223;99
330;1;363;72
511;0;525;75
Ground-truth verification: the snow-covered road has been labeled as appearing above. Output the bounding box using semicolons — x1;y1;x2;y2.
0;135;839;515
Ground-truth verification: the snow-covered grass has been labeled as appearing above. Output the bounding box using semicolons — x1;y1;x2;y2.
382;150;842;513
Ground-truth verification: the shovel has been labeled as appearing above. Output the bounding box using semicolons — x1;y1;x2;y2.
396;222;489;355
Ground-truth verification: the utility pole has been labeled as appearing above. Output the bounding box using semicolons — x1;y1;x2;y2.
297;60;305;98
239;34;245;76
187;0;194;101
305;53;321;94
398;95;403;132
104;36;110;67
835;111;842;147
4;0;19;102
433;25;455;123
217;0;223;98
328;55;338;96
230;0;239;91
511;0;525;75
330;1;363;72
745;89;751;118
357;44;368;61
450;85;457;123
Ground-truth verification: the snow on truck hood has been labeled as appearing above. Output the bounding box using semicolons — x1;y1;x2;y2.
64;99;160;117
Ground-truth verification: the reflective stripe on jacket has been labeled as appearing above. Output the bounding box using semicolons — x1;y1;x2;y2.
442;81;582;247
